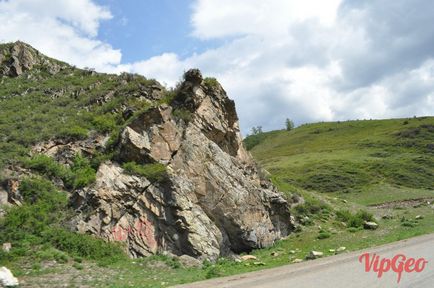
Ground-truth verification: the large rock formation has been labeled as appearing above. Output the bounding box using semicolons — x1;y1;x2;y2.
0;41;64;77
71;69;293;260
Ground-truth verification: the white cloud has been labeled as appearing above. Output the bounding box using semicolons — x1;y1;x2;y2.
0;0;120;71
119;53;187;87
191;0;342;39
144;0;434;134
1;0;433;134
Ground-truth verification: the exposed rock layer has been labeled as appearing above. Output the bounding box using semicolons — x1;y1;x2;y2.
71;70;293;260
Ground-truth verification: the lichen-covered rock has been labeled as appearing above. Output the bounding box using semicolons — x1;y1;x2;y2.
71;69;294;261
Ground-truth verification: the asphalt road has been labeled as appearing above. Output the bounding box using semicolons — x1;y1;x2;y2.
173;233;434;288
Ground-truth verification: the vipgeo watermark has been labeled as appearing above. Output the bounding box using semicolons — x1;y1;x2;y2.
359;252;428;283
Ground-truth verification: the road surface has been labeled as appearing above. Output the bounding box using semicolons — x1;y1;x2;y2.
174;233;434;288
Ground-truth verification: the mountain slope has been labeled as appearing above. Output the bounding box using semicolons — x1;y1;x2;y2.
0;41;293;268
246;117;434;205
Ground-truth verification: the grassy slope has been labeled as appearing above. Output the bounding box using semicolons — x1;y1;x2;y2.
14;118;434;287
248;117;434;203
2;42;434;286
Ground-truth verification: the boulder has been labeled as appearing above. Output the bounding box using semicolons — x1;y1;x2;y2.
0;267;19;287
240;255;257;261
363;221;378;230
336;246;346;253
178;255;203;268
0;41;63;77
306;251;323;260
2;243;11;253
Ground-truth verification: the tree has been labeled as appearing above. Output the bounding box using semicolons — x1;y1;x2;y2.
285;118;294;131
250;126;263;135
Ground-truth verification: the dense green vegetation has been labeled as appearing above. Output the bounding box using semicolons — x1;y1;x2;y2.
0;177;126;270
245;117;434;198
0;53;162;171
24;154;96;189
2;43;434;286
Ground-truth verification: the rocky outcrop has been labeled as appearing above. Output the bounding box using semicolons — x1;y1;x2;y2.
0;41;65;77
71;69;294;261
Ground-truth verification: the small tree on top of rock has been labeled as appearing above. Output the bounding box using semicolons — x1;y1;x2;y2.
285;118;294;131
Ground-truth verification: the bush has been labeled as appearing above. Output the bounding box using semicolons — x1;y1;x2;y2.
24;154;96;189
68;154;96;189
203;77;219;89
336;209;374;228
317;232;331;239
42;228;126;263
58;126;88;141
295;200;331;217
205;266;222;279
24;154;70;180
92;115;117;133
243;133;266;150
122;162;167;183
172;108;192;123
0;176;126;266
0;178;68;242
347;227;362;233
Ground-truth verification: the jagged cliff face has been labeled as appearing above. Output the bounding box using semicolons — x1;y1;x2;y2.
71;70;293;260
0;42;293;261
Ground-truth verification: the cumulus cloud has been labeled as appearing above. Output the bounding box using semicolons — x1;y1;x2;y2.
164;0;434;133
1;0;433;134
0;0;121;71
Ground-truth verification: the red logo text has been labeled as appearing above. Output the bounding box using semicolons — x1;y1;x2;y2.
359;252;428;283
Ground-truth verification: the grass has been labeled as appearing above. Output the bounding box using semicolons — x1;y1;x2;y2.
0;42;165;171
11;117;434;287
247;117;434;197
2;42;434;286
0;177;127;272
24;154;96;189
122;162;167;183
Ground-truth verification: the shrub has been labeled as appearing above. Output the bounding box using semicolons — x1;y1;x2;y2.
0;178;68;242
68;154;96;189
24;154;70;180
42;228;126;263
24;154;96;189
336;209;374;228
172;108;192;123
203;77;219;89
317;232;331;239
205;266;222;279
347;227;361;233
58;126;88;141
92;115;117;133
295;200;331;216
122;162;167;183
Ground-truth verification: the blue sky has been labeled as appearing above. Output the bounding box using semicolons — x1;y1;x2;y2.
1;0;434;135
95;0;215;63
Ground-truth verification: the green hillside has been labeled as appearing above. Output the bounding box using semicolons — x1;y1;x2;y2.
1;41;434;287
246;117;434;205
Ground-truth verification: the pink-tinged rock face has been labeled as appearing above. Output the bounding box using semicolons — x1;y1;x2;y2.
71;69;294;260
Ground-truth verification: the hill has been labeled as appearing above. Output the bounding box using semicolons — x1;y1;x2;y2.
1;41;434;287
245;117;434;205
0;42;293;287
